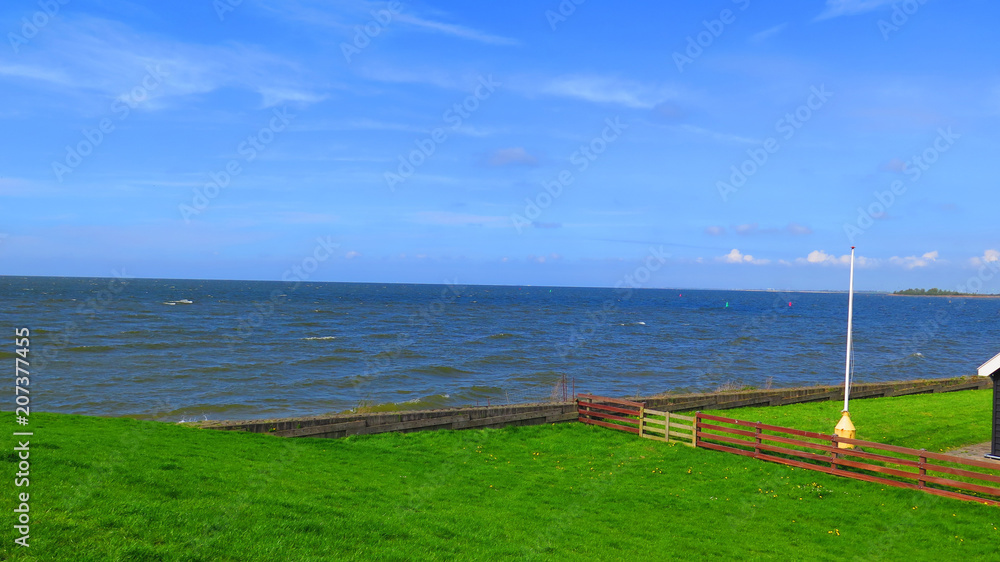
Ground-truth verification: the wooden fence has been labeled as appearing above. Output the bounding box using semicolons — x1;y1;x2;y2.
696;413;1000;506
577;394;1000;506
576;394;694;445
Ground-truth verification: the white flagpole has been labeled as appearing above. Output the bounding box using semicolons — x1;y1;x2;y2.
835;246;858;448
844;246;856;412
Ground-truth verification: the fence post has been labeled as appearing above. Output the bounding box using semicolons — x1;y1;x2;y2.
639;404;645;438
694;412;701;448
830;434;838;471
665;411;671;443
918;449;927;489
754;422;762;458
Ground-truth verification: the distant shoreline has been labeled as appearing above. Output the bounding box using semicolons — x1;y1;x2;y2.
888;293;1000;298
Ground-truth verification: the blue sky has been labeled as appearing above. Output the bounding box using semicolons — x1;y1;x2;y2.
2;0;999;291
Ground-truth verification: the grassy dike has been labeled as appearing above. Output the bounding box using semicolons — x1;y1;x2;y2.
2;390;998;560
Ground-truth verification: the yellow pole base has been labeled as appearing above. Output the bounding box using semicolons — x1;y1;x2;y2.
834;410;856;449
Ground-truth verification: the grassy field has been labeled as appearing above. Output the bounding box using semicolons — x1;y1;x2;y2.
2;390;998;560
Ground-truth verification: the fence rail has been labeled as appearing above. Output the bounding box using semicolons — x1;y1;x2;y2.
577;394;1000;506
576;395;695;445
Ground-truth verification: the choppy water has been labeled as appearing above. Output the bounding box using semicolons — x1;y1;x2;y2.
2;276;996;421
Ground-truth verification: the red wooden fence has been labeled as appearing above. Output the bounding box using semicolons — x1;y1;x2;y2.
697;412;1000;506
575;394;1000;506
576;394;643;434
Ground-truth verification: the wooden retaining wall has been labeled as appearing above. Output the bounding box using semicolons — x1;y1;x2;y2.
637;376;988;412
197;376;988;439
199;402;579;438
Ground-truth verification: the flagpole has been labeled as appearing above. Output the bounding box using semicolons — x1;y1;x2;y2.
844;246;855;411
835;246;857;448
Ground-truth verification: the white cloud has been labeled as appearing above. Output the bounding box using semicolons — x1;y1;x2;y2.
889;251;939;269
735;223;758;235
2;16;326;111
394;14;519;46
675;124;759;145
787;223;812;236
814;0;896;21
749;23;788;43
539;75;674;109
796;250;877;267
345;251;361;259
705;226;725;236
412;211;507;227
970;249;1000;266
719;248;769;265
487;147;538;166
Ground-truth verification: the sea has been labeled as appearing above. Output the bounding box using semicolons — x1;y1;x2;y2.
2;276;997;422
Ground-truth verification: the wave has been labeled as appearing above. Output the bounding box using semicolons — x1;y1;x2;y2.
292;355;355;366
65;345;116;353
619;321;646;326
411;365;472;376
303;336;337;341
163;299;194;306
486;333;516;339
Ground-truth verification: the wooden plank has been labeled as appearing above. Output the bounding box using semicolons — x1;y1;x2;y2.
668;431;695;441
578;402;642;416
644;408;666;417
576;394;644;408
698;413;757;427
924;463;1000;486
922;487;1000;506
698;441;756;458
754;441;834;464
920;450;1000;470
834;437;927;457
545;412;580;423
697;431;756;451
758;433;831;452
835;458;919;481
274;420;367;438
756;423;832;441
831;467;921;490
757;453;839;475
669;413;696;422
578;410;640;425
351;414;470;436
918;474;1000;497
451;410;562;430
580;416;641;434
698;423;757;439
837;448;920;468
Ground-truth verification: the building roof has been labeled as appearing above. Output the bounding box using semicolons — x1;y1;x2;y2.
978;352;1000;377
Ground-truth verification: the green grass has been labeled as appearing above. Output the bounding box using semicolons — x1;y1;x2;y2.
2;390;998;560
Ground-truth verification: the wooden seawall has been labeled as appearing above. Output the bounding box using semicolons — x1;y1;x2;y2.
197;376;988;439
